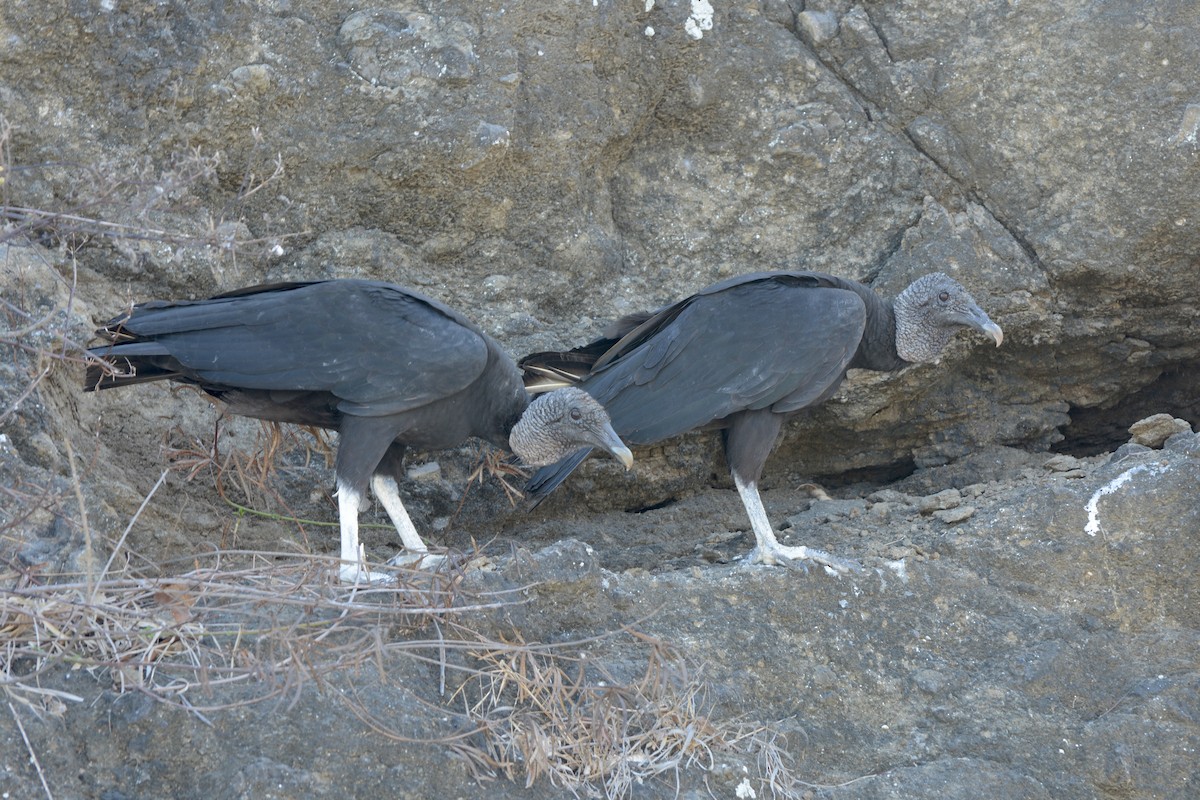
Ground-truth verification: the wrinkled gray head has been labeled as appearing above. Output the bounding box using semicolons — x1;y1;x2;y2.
510;387;634;469
894;273;1004;363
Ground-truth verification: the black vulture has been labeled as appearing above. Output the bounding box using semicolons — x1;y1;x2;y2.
84;279;634;582
520;271;1003;573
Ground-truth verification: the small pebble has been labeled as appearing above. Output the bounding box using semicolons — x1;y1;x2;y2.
797;10;839;45
918;488;962;514
868;488;913;505
810;665;838;690
934;506;976;524
870;501;897;519
1043;454;1083;472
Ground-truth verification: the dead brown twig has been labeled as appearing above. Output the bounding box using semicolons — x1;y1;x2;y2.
447;446;530;530
153;414;348;557
468;447;530;507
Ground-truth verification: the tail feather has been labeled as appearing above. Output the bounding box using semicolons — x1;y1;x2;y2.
518;310;655;392
519;349;601;391
524;447;594;509
84;359;181;391
520;362;584;394
84;342;180;392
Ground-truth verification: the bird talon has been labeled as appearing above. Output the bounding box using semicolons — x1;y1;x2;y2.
338;563;397;584
830;557;865;576
747;542;861;576
747;547;810;573
804;550;863;576
385;550;448;569
779;554;812;575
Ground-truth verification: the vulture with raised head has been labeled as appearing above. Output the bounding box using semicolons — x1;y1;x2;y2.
85;279;633;582
520;271;1003;573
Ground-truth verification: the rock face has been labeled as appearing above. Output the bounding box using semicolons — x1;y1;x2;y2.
1;1;1198;798
3;439;1198;799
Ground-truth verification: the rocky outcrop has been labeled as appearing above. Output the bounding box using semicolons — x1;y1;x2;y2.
1;1;1197;797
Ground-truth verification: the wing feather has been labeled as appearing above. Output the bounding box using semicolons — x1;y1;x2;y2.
581;279;867;444
94;281;489;417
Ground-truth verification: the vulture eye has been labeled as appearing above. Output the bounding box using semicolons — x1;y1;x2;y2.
938;291;950;302
569;407;583;421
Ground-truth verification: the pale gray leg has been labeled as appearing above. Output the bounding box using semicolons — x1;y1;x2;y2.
336;481;395;583
371;474;446;568
734;473;859;575
371;474;427;553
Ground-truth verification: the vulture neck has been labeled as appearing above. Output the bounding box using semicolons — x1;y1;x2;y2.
497;394;532;449
842;282;910;372
474;347;535;452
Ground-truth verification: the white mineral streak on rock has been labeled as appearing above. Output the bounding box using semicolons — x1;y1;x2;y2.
1083;462;1168;536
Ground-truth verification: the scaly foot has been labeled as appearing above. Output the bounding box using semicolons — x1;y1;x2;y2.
338;562;397;584
385;550;449;570
746;542;862;576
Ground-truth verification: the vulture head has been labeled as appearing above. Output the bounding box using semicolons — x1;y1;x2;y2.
510;387;634;469
893;272;1005;363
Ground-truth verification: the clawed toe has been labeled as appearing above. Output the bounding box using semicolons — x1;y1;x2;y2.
806;549;863;576
337;550;454;584
746;546;809;573
338;562;397;584
385;550;449;569
746;543;861;576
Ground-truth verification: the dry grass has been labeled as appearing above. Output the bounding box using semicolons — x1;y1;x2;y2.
456;632;726;795
1;548;488;713
338;621;814;799
450;635;814;798
2;550;811;798
156;410;342;551
152;405;528;544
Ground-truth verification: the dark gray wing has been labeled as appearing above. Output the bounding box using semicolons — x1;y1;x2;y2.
582;277;867;444
99;281;489;417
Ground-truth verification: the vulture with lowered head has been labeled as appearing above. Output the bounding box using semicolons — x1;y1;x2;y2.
520;270;1003;574
85;279;633;583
